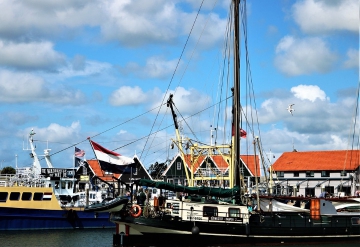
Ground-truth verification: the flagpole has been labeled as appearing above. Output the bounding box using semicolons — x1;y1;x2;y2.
73;147;75;171
88;137;104;192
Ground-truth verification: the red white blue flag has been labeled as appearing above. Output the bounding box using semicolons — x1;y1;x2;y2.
75;147;85;157
89;140;136;174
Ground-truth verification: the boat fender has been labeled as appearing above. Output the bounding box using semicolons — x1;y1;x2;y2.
245;223;250;236
129;205;142;218
260;215;265;223
191;226;199;235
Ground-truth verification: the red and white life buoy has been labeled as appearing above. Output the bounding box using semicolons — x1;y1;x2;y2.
129;205;142;218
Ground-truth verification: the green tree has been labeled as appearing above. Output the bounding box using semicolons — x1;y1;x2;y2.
1;166;16;174
148;161;167;180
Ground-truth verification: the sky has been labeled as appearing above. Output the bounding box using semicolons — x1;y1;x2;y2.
0;0;358;171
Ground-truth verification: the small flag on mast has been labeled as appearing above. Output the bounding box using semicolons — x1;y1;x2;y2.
75;147;85;157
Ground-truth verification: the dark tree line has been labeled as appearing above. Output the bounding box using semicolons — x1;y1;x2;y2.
148;161;167;180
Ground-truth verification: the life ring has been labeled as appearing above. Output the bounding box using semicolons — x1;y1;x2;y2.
129;205;142;218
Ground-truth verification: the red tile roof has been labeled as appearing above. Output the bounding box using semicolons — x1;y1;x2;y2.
241;155;260;177
87;160;121;181
272;150;360;172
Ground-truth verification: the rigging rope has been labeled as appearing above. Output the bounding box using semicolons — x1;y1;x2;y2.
140;0;206;162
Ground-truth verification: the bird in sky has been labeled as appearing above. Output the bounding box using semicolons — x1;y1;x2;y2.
287;104;295;116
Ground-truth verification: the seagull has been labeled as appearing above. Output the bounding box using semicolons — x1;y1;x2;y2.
287;104;295;116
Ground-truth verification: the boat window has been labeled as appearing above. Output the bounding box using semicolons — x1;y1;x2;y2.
68;182;73;189
21;192;32;201
61;181;66;189
33;192;43;201
54;181;59;189
229;208;240;217
340;170;347;176
0;192;8;202
10;192;20;201
351;217;360;225
203;206;218;217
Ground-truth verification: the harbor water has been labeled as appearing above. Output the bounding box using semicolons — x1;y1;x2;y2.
0;228;358;247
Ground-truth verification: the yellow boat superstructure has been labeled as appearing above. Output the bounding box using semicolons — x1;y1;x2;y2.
0;186;62;210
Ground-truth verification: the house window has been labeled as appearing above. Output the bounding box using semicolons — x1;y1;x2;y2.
321;171;330;177
293;172;299;177
340;171;347;176
276;171;284;177
305;187;315;197
306;171;314;177
176;162;181;170
325;186;334;195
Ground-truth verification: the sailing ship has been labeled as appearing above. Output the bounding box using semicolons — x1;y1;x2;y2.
0;130;116;230
105;0;359;245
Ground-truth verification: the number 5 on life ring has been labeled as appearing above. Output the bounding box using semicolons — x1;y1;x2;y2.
130;205;142;218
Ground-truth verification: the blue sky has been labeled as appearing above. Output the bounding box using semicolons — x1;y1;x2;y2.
0;0;358;171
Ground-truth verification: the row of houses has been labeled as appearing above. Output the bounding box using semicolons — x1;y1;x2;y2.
83;150;360;198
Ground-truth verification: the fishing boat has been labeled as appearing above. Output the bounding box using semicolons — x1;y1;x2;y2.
84;196;129;213
0;130;116;230
108;0;360;245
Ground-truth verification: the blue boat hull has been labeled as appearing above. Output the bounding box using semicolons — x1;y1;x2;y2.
0;207;115;230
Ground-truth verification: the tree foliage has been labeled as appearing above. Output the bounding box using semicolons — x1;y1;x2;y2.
1;166;16;174
148;161;167;180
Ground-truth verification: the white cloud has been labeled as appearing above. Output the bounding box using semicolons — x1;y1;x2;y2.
274;36;337;76
343;48;359;69
0;70;86;104
0;40;65;71
0;0;104;40
153;87;211;115
60;60;112;78
21;121;82;143
118;56;179;80
0;0;225;49
109;86;161;106
292;0;358;34
291;85;327;102
102;0;180;46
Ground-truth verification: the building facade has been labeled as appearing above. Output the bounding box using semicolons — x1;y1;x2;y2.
271;150;360;197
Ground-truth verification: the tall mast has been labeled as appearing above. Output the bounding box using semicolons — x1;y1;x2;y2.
231;0;241;188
